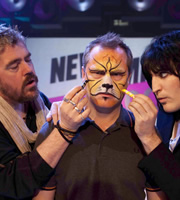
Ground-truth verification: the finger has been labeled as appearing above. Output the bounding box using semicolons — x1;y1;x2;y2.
80;106;91;120
130;98;152;117
73;101;90;121
134;94;157;113
71;89;87;105
128;104;143;120
74;96;88;112
129;96;157;123
65;86;83;100
129;100;147;117
46;110;52;122
50;101;61;124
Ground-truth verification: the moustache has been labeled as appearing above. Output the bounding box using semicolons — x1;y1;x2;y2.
22;74;38;88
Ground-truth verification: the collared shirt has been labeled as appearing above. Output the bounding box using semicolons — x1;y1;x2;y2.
169;122;180;152
36;106;159;200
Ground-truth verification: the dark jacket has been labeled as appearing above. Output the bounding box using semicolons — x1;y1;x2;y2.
0;92;54;200
139;108;180;200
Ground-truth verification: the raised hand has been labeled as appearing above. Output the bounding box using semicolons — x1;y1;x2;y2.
128;94;161;154
46;101;62;124
59;86;90;132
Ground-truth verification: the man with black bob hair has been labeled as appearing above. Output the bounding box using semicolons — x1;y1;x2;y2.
128;30;180;200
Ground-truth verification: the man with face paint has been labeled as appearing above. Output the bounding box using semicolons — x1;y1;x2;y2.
34;32;167;200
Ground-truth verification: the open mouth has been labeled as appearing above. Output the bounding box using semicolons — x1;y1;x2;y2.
26;78;36;85
23;77;37;89
27;79;34;84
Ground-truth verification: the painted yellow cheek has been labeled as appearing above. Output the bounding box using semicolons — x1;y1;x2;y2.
88;80;99;92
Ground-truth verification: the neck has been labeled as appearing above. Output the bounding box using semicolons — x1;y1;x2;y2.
14;103;25;116
13;103;29;120
89;105;121;131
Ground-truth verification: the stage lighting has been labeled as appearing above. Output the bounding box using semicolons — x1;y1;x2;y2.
0;0;27;12
161;0;180;28
33;0;57;20
167;0;180;20
67;0;95;12
128;0;155;12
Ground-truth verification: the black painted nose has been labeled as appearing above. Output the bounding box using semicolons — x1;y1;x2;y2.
102;84;113;90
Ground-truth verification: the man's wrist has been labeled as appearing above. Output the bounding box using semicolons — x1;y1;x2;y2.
54;120;76;144
139;130;162;155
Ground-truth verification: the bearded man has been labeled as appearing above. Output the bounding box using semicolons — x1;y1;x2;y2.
0;25;73;200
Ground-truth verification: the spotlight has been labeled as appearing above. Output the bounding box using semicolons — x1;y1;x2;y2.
0;0;27;12
33;0;57;20
168;0;180;19
128;0;155;12
161;0;180;28
67;0;95;12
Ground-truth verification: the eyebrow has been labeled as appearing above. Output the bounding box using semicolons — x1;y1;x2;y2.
93;58;107;71
6;52;31;69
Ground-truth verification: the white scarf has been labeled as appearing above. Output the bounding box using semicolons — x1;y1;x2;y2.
0;95;49;153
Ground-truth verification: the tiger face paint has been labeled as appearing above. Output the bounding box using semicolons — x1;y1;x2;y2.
82;45;130;109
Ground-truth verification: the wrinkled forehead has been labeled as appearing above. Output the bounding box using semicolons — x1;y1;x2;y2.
87;46;128;70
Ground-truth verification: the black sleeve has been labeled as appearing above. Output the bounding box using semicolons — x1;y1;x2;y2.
138;143;180;199
40;91;52;109
0;120;54;199
0;150;54;199
34;121;54;148
0;92;52;199
34;121;57;190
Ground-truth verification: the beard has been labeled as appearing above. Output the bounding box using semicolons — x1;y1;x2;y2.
0;73;39;104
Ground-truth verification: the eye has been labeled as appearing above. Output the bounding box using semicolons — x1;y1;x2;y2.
91;70;105;75
88;69;106;79
25;56;32;63
26;58;32;63
7;62;20;72
110;72;123;76
110;71;126;81
159;72;168;78
97;71;105;75
10;65;19;71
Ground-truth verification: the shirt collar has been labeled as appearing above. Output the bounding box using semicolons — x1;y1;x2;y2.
81;105;134;130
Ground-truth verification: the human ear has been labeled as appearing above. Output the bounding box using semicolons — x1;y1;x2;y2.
82;66;86;81
127;73;131;85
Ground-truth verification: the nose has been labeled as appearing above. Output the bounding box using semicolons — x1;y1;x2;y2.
102;83;113;90
103;72;113;83
22;61;35;75
152;76;162;94
102;73;113;91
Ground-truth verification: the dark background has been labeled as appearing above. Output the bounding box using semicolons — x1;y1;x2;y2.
0;0;180;37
